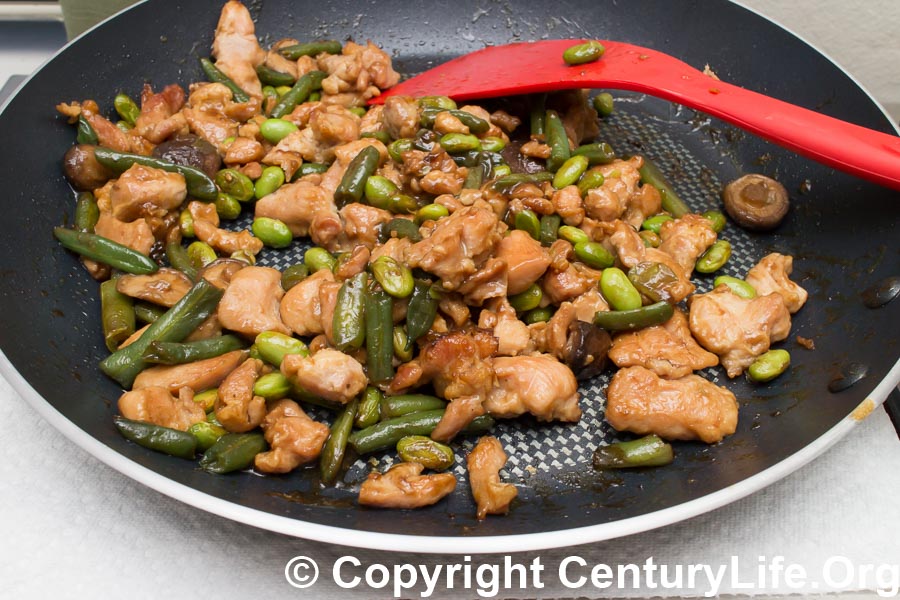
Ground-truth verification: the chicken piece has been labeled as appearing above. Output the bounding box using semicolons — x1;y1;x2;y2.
382;96;420;139
94;212;155;256
622;182;662;228
745;253;808;314
439;294;471;328
116;268;192;307
554;89;600;145
133;350;246;393
642;249;696;303
188;200;263;255
199;258;245;289
253;180;341;245
318;40;400;99
108;164;186;222
598;219;645;268
217;266;290;338
225;136;265;165
358;462;457;509
333;245;370;279
134;83;188;144
689;285;792;377
542;259;603;305
552;185;585;226
338;203;393;250
369;237;412;265
184;314;224;342
456;257;507;306
317;280;341;344
183;83;253;147
489;110;520;134
572;287;610;322
280;269;336;336
433;110;469;135
254;399;330;474
264;39;300;78
658;214;717;276
494;230;551;295
82;107;152;155
281;349;367;404
467;436;517;520
211;0;266;98
605;366;738;443
583;157;643;222
214;357;267;433
609;309;719;378
118;386;205;431
477;298;532;356
405;206;504;290
484;355;581;422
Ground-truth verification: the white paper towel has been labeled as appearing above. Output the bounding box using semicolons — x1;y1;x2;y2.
1;372;898;600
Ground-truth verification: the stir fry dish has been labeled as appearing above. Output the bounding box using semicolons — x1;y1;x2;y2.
52;0;807;519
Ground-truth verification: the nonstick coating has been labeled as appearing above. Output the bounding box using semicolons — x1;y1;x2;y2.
0;0;897;543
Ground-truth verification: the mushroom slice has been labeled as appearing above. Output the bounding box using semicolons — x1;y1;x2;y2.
116;268;193;307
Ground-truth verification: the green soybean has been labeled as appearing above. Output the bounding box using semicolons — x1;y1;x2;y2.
563;40;606;65
524;306;554;324
492;164;512;178
397;435;455;471
553;154;590;189
214;192;241;220
254;165;285;199
281;263;309;291
480;137;506;153
215;169;255;202
114;93;140;126
577;168;606;196
748;349;791;383
600;267;642;311
440;133;481;153
388;138;413;163
509;283;543;312
304;247;336;272
187;241;217;269
355;387;383;429
252;217;293;248
415;203;449;224
702;210;727;233
364;175;399;205
514;209;541;240
370;255;414;298
642;214;674;234
592;434;673;469
392;326;413;362
253;371;292;401
714;275;757;299
74;192;99;233
574;241;615;269
260;118;299;144
639;230;661;248
255;331;309;367
418;96;457;110
188;421;227;452
179;209;195;238
193;388;218;412
558;225;590;245
592;92;615;118
695;240;732;274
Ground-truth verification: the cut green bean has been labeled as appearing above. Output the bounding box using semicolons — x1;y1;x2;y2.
540;214;561;247
74;192;99;233
335;145;381;207
349;409;494;455
114;416;197;459
380;217;422;243
397;435;455;471
304;247;336;272
592;434;673;469
320;399;358;484
545;109;570;172
254;165;285;199
93;147;217;201
255;64;296;87
200;432;267;474
199;57;249;103
573;142;616;165
100;278;135;352
269;70;327;119
553;154;590;189
76;114;98;145
278;40;342;60
188;421;227;452
134;302;166;325
639;158;690;217
713;275;757;299
332;272;367;351
365;288;394;384
593;301;675;331
695;240;732;274
563;40;605;65
293;162;329;179
281;263;309;291
514;209;541;240
405;281;440;348
509;282;543;312
748;349;791;383
530;93;546;138
600;267;643;311
114;93;140;126
355;386;383;429
255;331;309;367
380;394;447;419
491;171;554;192
361;131;391;145
627;261;680;304
54;227;158;275
142;335;242;365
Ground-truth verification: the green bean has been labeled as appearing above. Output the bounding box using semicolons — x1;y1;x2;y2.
577;168;606;196
480;136;506;153
53;227;158;275
206;409;223;426
695;240;732;274
553;154;590;189
275;85;292;97
405;280;440;348
365;288;394;384
179;209;195;238
332;272;367;351
278;40;342;60
215;168;254;202
627;261;680;304
166;241;199;281
593;300;675;331
600;267;642;311
76;114;98;145
334;145;380;207
419;96;457;110
293;162;329;180
200;432;267;474
254;165;285;200
702;210;727;233
380;217;422;243
440;133;481;153
748;349;791;383
100;278;135;352
563;40;605;65
492;164;512;178
320;399;358;484
370;256;414;299
281;263;309;291
255;331;309;367
93;147;217;201
194;388;218;412
524;306;554;324
392;326;413;362
639;157;690;217
99;280;223;387
262;85;278;103
251;217;293;248
397;435;455;471
255;64;296;87
574;241;615;269
464;162;485;190
639;230;660;248
509;282;543;312
349;409;494;454
188;421;227;452
592;434;673;469
540;214;561;247
186;241;216;269
573;142;616;165
388;138;413;163
713;275;757;299
142;335;243;365
74;192;99;233
558;224;590;245
114;416;197;459
361;130;391;145
421;109;490;134
269;70;327;119
364;174;399;206
355;386;383;429
114;93;140;126
199;57;249;103
641;214;674;234
388;194;419;215
514;209;541;240
415;203;449;224
260;118;299;144
134;302;166;325
544;109;570;172
304;247;336;273
214;192;242;220
380;394;447;419
253;371;292;401
592;92;615;118
529;93;546;138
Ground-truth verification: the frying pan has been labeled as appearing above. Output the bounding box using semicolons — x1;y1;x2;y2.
0;0;897;553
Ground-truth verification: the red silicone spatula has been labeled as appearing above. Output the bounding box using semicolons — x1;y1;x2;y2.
371;39;900;191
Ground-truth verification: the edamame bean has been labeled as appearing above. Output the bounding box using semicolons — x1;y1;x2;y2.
642;214;674;234
179;208;194;237
600;267;642;311
397;435;455;471
114;93;140;126
188;421;227;451
702;210;727;233
553;154;590;189
255;330;309;366
392;326;413;362
492;164;512;178
480;137;506;153
193;388;218;412
415;203;449;224
577;168;605;196
748;349;791;383
563;40;605;65
524;306;554;324
574;241;615;269
253;371;292;401
304;247;336;272
254;165;285;199
509;283;543;312
281;263;309;291
260;118;299;143
370;255;414;298
252;216;293;248
714;275;757;299
418;96;457;110
514;209;541;240
364;175;399;206
695;240;732;274
638;230;660;248
187;241;217;268
388;138;413;163
214;192;241;220
558;225;590;245
440;133;481;153
593;92;614;118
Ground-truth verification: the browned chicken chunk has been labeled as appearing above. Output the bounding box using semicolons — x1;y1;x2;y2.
358;462;457;509
745;253;808;314
214;357;267;433
494;229;551;295
132;350;246;393
689;285;792;377
467;436;517;520
108;164;186;222
658;214;717;276
279;269;336;336
254;399;330;474
484;355;581;422
217;266;290;338
609;309;719;378
189;201;263;256
118;386;205;431
211;0;266;98
605;366;739;443
281;349;367;404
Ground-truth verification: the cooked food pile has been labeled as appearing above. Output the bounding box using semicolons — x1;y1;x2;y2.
53;0;806;519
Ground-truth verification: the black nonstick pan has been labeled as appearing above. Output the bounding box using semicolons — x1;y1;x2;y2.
0;0;897;552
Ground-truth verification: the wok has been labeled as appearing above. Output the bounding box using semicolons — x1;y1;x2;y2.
0;0;897;553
